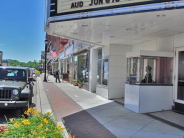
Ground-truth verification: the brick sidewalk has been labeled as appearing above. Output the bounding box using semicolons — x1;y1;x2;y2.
41;76;116;138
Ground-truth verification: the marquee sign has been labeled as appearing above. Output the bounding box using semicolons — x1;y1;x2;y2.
50;0;174;16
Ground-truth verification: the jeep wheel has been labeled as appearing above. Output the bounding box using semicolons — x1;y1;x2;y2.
29;92;33;105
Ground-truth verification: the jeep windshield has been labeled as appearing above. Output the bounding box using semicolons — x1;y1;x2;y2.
0;68;26;81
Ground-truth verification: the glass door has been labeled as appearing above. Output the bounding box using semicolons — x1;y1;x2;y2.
175;47;184;104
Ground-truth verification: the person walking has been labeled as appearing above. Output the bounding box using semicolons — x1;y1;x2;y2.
55;68;61;83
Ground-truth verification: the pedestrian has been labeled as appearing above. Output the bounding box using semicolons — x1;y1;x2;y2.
55;68;61;83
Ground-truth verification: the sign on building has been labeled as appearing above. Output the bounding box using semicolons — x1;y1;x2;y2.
50;0;174;16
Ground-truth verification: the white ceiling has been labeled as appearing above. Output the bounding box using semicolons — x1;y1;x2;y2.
47;9;184;46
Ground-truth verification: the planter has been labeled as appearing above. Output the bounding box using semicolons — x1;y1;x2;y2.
78;83;82;88
73;81;78;86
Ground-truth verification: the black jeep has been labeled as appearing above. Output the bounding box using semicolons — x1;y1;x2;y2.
0;66;34;114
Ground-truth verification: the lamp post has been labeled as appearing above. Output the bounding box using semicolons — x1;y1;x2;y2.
43;39;48;82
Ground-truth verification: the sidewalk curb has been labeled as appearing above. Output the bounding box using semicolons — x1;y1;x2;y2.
36;76;70;138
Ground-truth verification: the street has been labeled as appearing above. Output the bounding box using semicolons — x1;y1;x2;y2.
0;80;37;126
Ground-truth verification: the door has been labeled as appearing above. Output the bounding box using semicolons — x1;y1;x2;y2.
175;47;184;105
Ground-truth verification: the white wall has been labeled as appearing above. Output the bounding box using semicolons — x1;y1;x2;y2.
131;32;184;52
108;44;132;99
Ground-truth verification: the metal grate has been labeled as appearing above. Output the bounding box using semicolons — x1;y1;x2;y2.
0;90;11;99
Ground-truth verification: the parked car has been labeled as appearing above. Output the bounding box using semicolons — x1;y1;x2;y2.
29;68;36;81
0;66;34;114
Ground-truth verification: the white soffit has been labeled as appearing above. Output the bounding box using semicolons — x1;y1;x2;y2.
126;50;174;57
48;8;184;46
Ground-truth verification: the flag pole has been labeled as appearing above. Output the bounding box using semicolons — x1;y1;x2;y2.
43;39;48;82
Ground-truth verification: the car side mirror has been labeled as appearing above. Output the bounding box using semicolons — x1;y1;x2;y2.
28;77;33;82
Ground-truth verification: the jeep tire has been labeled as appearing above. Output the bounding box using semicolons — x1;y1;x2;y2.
29;92;33;105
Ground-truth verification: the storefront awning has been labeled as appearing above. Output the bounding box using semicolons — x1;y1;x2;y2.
63;54;72;59
73;49;89;56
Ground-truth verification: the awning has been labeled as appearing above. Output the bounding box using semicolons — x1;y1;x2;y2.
63;54;72;59
73;49;89;56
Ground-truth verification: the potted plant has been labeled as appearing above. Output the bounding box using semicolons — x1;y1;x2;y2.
78;80;82;88
73;80;78;86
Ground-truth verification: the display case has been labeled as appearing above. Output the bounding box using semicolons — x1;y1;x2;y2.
125;50;174;113
126;56;173;85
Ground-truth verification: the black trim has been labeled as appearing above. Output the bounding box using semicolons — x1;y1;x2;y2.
114;100;124;106
174;102;184;113
144;113;184;131
125;83;173;86
50;0;176;17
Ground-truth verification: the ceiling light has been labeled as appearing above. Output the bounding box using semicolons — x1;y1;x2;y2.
82;25;88;27
156;14;166;17
58;25;63;28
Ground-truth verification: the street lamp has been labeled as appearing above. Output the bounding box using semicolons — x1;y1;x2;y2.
43;39;48;82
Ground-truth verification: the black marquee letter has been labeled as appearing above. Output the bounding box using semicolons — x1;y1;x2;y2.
75;2;79;8
94;0;98;5
71;3;74;8
99;0;103;4
89;0;93;6
105;0;110;3
80;1;83;7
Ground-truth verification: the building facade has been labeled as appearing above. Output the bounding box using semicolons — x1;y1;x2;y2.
44;0;184;113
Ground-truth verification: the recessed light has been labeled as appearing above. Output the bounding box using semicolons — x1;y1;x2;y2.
156;14;166;17
82;25;88;27
126;28;132;30
58;25;63;28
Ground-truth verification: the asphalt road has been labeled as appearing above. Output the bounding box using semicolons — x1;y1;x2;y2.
0;80;37;126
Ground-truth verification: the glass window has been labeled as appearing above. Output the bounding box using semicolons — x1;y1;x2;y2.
126;56;173;85
97;49;102;85
77;53;89;83
73;56;78;81
0;69;26;81
102;59;108;85
177;51;184;100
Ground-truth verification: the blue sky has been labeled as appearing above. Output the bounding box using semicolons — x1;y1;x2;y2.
0;0;45;63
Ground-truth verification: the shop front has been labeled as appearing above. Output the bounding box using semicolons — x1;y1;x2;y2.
45;0;184;112
73;51;90;90
59;51;64;78
63;54;73;83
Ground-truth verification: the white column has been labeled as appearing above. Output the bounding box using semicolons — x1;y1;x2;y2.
89;48;98;92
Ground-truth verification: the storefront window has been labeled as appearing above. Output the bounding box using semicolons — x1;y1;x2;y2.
60;60;63;75
67;58;72;76
126;56;173;85
97;49;102;85
78;53;89;84
102;59;108;85
73;56;78;81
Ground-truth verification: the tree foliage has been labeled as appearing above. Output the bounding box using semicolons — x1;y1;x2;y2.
9;59;39;70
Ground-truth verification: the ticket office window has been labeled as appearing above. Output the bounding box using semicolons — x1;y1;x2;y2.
126;56;173;85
